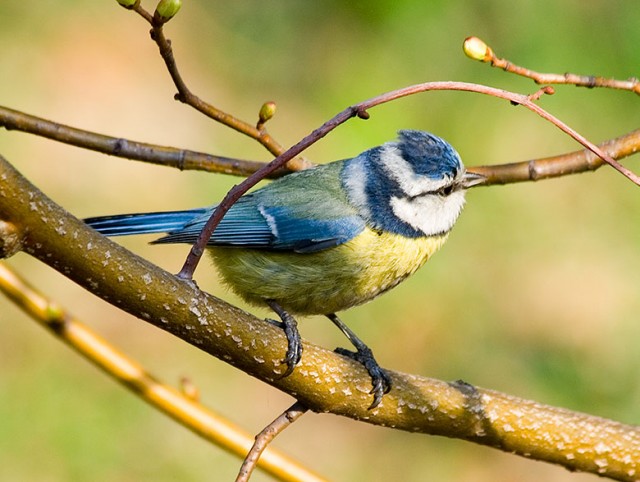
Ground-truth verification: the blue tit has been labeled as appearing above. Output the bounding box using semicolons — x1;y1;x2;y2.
85;130;483;408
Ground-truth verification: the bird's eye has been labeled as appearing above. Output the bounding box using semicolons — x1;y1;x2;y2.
438;185;454;196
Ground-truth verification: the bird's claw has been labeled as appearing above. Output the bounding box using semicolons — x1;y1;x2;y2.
281;319;302;377
335;346;392;409
265;316;302;378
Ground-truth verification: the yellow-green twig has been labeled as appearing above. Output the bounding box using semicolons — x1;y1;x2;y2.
0;262;326;482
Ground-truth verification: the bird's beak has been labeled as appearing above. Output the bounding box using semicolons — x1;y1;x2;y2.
461;170;486;189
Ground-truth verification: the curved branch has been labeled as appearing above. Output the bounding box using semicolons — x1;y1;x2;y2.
178;81;639;279
353;83;637;183
3;103;637;186
2;100;639;192
0;100;640;186
1;155;638;480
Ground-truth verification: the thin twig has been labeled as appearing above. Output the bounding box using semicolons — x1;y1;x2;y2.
2;100;638;185
0;105;287;177
2;101;637;185
127;1;310;173
0;262;325;482
236;402;309;482
177;81;640;280
463;36;640;95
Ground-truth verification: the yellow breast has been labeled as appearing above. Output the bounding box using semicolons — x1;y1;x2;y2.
208;228;448;315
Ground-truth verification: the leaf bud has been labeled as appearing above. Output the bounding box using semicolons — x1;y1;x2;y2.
258;101;277;125
116;0;139;7
463;37;493;62
155;0;182;22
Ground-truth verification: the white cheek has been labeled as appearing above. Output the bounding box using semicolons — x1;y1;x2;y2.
390;190;466;236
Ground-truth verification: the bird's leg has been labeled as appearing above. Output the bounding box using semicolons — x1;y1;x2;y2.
327;313;391;409
266;300;302;378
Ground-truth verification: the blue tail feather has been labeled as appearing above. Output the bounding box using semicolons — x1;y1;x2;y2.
84;209;207;237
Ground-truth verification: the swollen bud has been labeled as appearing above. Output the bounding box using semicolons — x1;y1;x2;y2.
463;36;493;62
258;101;277;125
154;0;182;23
116;0;139;7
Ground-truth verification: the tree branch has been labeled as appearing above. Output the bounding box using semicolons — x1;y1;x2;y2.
2;102;637;186
0;105;287;178
472;128;640;184
130;3;284;156
178;81;639;279
463;36;640;95
1;154;638;480
236;402;309;482
0;262;324;482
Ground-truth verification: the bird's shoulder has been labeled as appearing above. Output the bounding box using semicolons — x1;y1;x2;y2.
238;160;365;252
167;160;366;252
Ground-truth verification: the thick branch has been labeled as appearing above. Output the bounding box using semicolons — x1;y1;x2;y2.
0;262;324;482
0;155;638;480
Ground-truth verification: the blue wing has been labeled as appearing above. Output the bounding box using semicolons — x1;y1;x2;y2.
86;161;366;253
155;194;365;253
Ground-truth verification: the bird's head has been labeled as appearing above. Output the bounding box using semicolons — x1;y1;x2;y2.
342;130;483;238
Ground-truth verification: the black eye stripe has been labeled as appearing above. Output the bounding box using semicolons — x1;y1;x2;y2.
405;182;458;201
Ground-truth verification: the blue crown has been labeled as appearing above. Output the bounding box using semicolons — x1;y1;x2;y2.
397;129;462;179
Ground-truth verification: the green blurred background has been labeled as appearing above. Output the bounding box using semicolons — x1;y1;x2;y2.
1;1;639;480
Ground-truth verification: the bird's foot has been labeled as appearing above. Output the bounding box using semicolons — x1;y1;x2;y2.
335;345;392;409
266;301;302;378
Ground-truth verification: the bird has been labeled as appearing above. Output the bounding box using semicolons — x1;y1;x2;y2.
85;130;483;409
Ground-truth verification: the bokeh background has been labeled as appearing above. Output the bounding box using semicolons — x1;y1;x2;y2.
1;1;639;481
